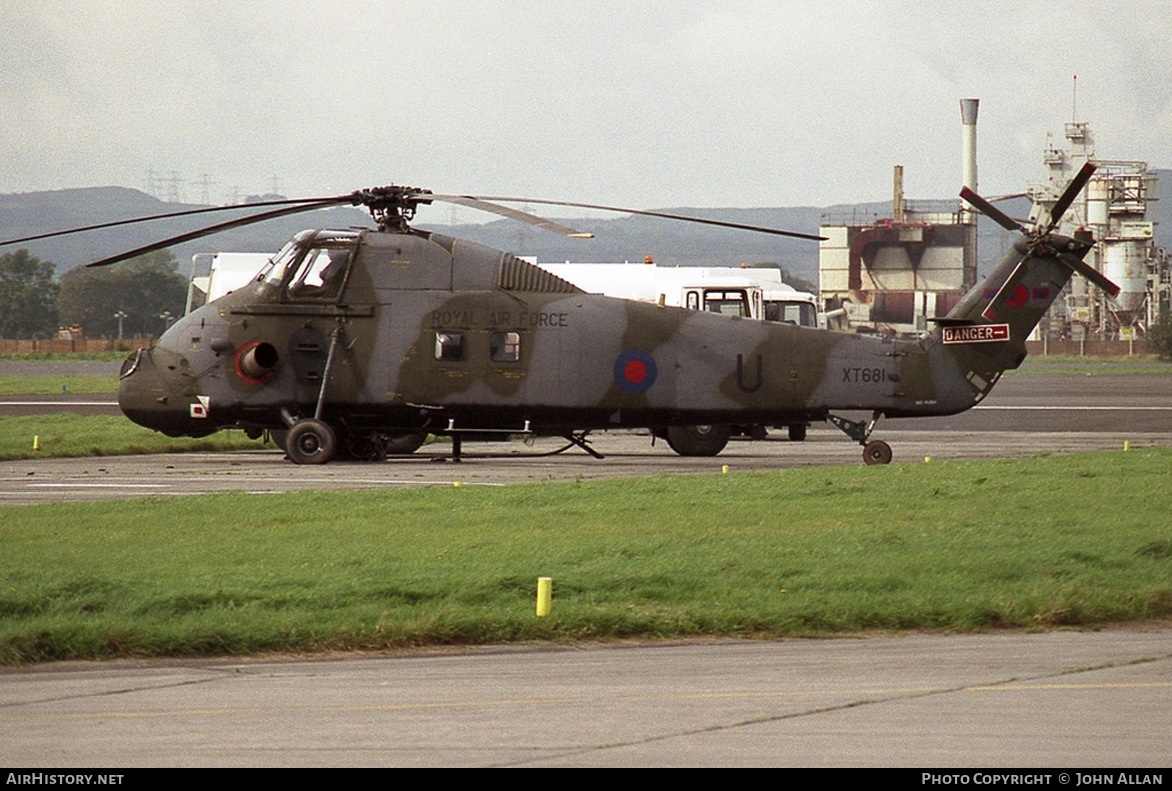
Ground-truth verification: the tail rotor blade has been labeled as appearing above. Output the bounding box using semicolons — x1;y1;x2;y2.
1059;251;1121;298
1044;161;1097;233
959;186;1024;232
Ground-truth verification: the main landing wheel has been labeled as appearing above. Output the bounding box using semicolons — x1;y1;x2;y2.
341;430;384;462
267;429;289;453
339;430;427;461
862;440;892;466
665;424;731;457
383;432;427;455
286;419;337;465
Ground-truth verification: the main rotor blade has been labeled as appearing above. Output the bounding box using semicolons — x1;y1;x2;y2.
959;186;1025;232
0;195;351;248
452;195;827;241
1044;161;1097;233
85;198;351;268
429;195;594;238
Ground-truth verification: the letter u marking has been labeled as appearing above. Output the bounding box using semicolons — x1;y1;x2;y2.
737;353;763;393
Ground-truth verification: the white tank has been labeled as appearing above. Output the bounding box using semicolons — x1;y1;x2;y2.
1086;178;1109;226
1101;239;1148;313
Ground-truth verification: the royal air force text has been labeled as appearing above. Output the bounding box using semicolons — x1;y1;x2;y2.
431;310;568;329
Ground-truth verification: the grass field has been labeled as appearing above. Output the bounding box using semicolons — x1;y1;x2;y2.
0;414;269;460
0;375;118;395
2;448;1169;665
0;352;129;362
1012;355;1172;375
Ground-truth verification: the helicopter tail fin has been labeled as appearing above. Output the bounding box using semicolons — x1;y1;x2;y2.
932;163;1116;378
933;230;1098;371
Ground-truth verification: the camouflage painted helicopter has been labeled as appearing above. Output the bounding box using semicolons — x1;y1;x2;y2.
3;164;1115;465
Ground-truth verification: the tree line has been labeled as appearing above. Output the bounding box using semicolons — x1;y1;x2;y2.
0;249;186;339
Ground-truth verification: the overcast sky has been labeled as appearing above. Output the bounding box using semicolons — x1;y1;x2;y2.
2;1;1170;217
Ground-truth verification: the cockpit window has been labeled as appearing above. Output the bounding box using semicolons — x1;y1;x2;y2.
287;246;352;300
253;231;360;300
258;239;302;287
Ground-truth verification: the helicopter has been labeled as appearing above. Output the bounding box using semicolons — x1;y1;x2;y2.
2;164;1116;465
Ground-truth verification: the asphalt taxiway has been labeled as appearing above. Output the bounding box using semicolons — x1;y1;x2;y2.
2;372;1171;503
1;426;1168;505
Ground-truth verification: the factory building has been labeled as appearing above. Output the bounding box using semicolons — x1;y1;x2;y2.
818;99;980;335
819;96;1168;340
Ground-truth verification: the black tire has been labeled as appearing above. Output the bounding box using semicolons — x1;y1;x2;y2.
665;424;731;457
267;429;289;452
862;439;892;465
340;430;383;462
788;423;807;442
384;432;427;455
285;419;337;465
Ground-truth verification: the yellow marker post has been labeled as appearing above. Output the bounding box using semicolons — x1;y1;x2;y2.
33;436;40;452
1124;441;1131;452
536;577;552;618
721;465;729;474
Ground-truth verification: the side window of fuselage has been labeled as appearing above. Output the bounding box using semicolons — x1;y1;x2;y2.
490;331;521;362
435;331;466;361
433;330;521;364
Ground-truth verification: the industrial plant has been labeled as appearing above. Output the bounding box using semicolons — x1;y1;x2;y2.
817;99;1169;341
1028;120;1168;340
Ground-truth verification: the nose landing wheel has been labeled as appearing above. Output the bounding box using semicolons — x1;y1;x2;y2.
285;418;337;465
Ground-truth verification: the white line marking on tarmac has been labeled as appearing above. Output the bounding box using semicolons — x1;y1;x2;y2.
975;405;1172;410
27;483;168;488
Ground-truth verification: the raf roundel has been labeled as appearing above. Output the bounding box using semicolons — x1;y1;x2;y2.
614;349;658;394
1006;283;1030;308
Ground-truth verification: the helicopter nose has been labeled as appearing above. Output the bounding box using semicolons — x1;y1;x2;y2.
117;347;210;437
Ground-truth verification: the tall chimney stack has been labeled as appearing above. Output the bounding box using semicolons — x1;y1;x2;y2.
893;165;905;222
960;98;979;222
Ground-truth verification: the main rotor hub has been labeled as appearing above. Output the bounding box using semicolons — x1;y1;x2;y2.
350;185;434;233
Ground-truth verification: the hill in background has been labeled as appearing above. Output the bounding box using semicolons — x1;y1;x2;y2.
3;174;1168;287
